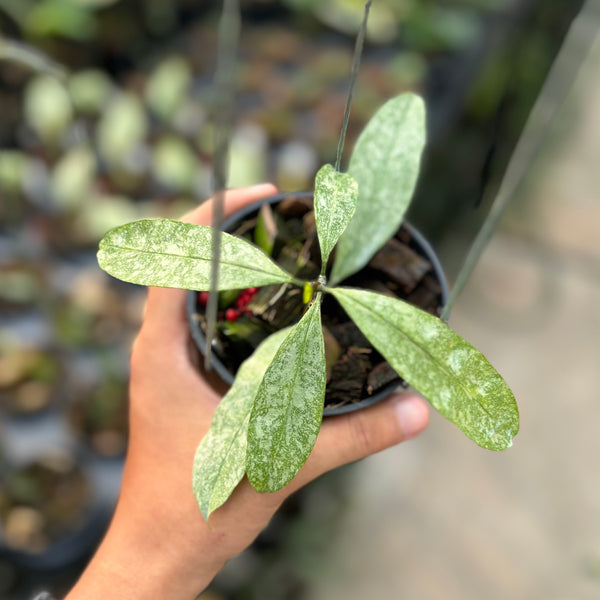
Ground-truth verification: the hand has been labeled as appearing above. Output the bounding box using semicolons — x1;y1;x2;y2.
65;183;429;600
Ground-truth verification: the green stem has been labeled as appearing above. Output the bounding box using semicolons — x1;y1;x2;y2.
441;0;598;321
291;276;308;288
334;1;371;172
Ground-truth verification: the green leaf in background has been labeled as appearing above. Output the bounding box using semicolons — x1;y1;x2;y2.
282;0;398;43
329;288;519;451
51;145;97;211
68;69;113;115
145;55;192;121
97;219;293;290
151;136;197;193
227;124;268;189
313;164;358;269
77;194;142;243
193;328;289;521
68;0;122;7
24;75;72;144
96;92;148;165
330;93;426;285
247;297;326;492
253;203;277;256
0;151;34;194
25;0;98;41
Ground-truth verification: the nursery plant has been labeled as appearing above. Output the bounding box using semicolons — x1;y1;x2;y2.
97;88;519;520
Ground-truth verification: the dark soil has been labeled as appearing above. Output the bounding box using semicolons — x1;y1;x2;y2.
190;194;445;411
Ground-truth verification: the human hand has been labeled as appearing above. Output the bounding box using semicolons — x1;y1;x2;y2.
65;183;429;600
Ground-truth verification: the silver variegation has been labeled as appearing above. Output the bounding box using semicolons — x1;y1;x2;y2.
331;94;426;285
247;298;326;492
313;164;358;268
98;219;292;290
193;328;290;521
330;287;519;451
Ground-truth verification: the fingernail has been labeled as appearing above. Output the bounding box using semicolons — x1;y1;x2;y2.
394;396;428;440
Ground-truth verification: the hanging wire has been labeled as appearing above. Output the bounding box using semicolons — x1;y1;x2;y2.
204;0;241;368
334;1;371;172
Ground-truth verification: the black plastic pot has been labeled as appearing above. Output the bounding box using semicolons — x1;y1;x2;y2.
187;192;449;416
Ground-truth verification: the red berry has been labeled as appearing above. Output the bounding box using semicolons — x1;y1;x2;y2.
198;291;210;306
225;308;239;322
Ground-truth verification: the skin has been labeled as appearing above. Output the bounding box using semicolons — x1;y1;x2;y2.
65;183;429;600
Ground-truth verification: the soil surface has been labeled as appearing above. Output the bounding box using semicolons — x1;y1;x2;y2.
190;194;445;410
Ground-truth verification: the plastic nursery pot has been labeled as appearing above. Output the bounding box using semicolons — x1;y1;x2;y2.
187;192;449;416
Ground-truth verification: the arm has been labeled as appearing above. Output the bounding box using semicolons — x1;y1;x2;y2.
65;183;429;600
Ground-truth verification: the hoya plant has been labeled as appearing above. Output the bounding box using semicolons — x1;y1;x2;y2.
97;92;519;521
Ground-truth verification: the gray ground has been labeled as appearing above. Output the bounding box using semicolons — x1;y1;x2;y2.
309;28;600;600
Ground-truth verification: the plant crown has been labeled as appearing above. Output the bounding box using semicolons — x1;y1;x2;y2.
97;93;519;521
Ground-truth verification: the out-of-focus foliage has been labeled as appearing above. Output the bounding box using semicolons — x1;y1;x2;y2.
24;75;72;144
282;0;508;48
68;69;113;114
1;0;120;41
96;92;148;166
144;56;192;122
0;0;584;597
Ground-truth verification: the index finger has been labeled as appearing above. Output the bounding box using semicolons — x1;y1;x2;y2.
182;183;279;226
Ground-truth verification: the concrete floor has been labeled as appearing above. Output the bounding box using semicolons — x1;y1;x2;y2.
310;26;600;600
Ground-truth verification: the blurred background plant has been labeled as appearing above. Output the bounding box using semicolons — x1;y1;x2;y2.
0;0;590;598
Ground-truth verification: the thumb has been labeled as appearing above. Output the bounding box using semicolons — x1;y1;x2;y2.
289;393;429;491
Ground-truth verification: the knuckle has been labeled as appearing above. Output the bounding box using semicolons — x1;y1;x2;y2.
348;412;379;454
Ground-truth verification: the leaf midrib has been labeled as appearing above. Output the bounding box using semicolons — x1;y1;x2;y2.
205;411;250;514
336;290;494;419
100;242;291;281
349;97;413;198
324;183;343;257
271;303;317;466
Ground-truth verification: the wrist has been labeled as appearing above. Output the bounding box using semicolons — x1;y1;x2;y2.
65;500;224;600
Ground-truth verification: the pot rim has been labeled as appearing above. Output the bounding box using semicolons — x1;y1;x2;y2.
186;191;449;416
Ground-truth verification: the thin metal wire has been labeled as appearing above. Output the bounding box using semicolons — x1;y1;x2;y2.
334;1;371;173
205;0;241;369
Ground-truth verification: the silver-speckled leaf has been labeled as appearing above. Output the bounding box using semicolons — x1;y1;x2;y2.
330;94;426;285
247;298;326;492
313;164;358;267
97;218;292;290
193;328;289;522
330;288;519;451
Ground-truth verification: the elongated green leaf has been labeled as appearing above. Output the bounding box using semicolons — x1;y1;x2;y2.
97;218;292;290
329;288;519;450
313;164;358;268
247;297;326;492
330;94;426;285
193;328;290;521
